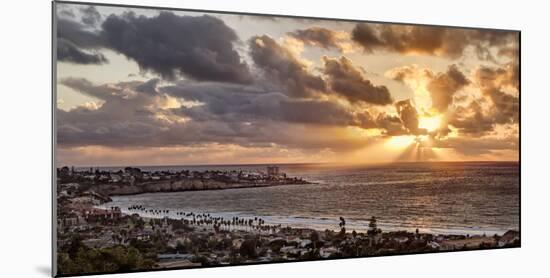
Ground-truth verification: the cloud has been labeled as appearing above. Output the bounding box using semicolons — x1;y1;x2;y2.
56;9;253;82
58;78;184;148
57;18;105;48
59;8;75;18
498;46;519;60
387;64;469;113
161;81;377;129
432;136;518;156
57;38;107;64
448;101;494;136
375;113;408;136
388;62;518;137
58;78;382;152
473;63;519;124
101;12;252;83
323;56;393;105
351;23;518;59
426;64;469;112
386;65;420;83
395;99;426;135
56;18;107;64
249;35;326;98
445;63;518;136
287;27;347;51
475;62;519;92
80;5;101;27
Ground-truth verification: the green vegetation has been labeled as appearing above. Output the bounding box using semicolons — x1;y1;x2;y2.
57;235;155;275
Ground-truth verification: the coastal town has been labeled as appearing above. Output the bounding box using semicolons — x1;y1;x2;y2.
57;165;311;196
56;166;520;276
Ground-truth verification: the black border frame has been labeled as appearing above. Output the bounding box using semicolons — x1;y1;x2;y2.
51;1;521;277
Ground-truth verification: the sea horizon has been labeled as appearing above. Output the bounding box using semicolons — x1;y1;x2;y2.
63;160;520;171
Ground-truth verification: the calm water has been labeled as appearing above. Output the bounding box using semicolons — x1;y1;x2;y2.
100;162;519;235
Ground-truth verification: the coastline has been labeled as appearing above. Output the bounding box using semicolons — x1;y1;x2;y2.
56;190;519;276
55;163;520;276
58;165;313;197
96;201;516;237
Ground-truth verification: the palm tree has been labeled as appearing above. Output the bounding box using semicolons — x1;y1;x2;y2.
367;216;378;236
338;217;346;237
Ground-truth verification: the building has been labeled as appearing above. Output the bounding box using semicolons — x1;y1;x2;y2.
267;166;280;177
84;208;122;223
58;214;86;228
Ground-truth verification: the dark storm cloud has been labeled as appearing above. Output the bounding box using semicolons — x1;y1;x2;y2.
426;64;469;112
58;78;161;147
351;23;518;59
80;6;101;26
61;77;145;101
101;12;252;83
58;78;380;150
57;18;105;48
288;27;343;51
249;35;326;98
57;9;253;82
323;56;393;105
57;39;108;64
135;78;161;96
161;82;377;129
395;99;426;135
56;18;107;64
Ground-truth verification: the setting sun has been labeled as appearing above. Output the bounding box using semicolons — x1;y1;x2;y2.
419;115;442;132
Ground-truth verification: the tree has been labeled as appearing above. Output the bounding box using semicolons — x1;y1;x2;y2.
367;216;378;236
338;217;346;237
239;239;258;258
310;230;320;249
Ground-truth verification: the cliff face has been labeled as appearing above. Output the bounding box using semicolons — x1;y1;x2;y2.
92;179;276;196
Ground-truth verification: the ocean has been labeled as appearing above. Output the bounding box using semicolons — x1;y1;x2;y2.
98;161;519;236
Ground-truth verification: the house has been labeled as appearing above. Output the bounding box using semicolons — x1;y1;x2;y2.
110;174;122;183
98;174;109;182
58;215;86;228
84;208;122;222
319;246;339;258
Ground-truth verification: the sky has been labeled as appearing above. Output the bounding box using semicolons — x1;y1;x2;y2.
55;2;519;167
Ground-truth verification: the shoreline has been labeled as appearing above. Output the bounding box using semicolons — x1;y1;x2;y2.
95;202;517;237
